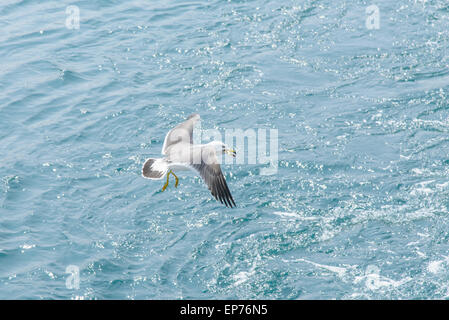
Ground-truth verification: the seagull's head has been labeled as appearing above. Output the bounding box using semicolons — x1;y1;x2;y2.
222;144;237;158
208;141;236;158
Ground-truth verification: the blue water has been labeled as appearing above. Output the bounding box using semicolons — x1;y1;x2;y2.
1;0;449;299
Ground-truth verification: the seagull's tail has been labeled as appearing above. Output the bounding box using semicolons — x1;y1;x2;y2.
142;158;169;180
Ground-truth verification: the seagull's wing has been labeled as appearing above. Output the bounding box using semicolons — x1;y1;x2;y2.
162;114;200;155
190;147;236;208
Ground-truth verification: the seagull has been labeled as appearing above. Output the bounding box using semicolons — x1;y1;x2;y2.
142;114;237;208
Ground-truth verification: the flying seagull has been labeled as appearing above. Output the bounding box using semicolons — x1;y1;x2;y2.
142;114;237;208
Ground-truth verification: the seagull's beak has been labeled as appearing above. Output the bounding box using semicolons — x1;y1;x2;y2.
227;148;236;158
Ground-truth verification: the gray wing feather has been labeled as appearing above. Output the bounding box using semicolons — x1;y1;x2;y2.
162;113;200;155
191;161;236;208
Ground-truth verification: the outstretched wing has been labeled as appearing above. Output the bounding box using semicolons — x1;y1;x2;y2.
162;113;200;155
190;149;236;208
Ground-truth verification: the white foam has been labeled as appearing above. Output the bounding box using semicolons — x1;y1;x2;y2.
233;271;254;286
410;187;434;196
232;266;256;286
20;244;35;250
411;168;425;175
354;265;411;290
288;258;347;278
436;181;449;189
273;211;319;220
427;256;449;274
427;260;443;274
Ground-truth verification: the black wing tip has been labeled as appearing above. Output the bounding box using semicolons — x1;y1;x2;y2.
216;175;236;208
211;186;235;208
227;201;236;208
196;164;236;208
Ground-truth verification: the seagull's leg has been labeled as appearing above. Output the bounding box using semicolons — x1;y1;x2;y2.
171;171;179;188
161;170;171;191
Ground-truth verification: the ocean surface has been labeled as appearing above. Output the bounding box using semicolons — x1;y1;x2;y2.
1;0;449;299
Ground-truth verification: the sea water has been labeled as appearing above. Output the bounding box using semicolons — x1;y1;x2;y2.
1;0;449;299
